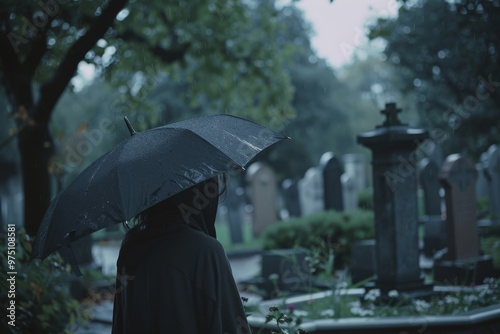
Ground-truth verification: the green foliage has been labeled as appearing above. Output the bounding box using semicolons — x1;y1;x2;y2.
261;306;306;334
357;189;373;211
368;0;500;159
261;210;374;269
482;236;500;269
0;229;89;333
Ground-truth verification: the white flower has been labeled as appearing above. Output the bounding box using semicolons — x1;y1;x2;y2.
413;299;430;312
388;290;399;298
464;294;479;303
364;289;381;302
350;303;374;317
320;309;335;317
337;281;348;289
444;295;459;305
293;310;309;317
480;288;493;298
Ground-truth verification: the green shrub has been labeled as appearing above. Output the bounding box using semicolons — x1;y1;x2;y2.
261;210;374;269
357;189;374;211
1;228;89;333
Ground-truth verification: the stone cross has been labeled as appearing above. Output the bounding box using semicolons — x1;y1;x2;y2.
378;102;405;127
319;152;344;211
246;162;277;237
439;154;479;260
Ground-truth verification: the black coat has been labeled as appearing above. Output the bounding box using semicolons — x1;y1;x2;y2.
112;181;251;333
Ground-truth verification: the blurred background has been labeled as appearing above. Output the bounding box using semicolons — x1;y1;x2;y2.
1;0;500;332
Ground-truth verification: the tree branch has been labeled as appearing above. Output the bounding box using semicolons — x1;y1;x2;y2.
33;0;128;124
120;29;190;64
23;19;53;77
0;13;22;88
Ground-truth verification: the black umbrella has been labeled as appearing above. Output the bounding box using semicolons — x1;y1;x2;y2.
31;114;287;270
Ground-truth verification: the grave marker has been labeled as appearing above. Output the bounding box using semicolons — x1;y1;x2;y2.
298;167;324;216
435;154;493;284
485;145;500;224
439;154;479;260
246;162;277;237
319;152;344;211
281;179;301;218
357;102;430;293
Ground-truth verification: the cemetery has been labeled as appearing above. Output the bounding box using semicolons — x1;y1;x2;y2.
227;103;500;333
1;1;499;333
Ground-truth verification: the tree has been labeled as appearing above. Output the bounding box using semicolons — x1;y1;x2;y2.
0;0;295;235
261;5;354;178
369;0;500;159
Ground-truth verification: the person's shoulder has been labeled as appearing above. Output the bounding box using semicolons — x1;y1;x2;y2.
187;227;226;255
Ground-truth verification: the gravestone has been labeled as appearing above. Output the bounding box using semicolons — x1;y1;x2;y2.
485;145;500;224
418;158;446;257
476;152;489;202
350;239;376;284
225;186;245;244
341;174;357;211
260;248;311;299
319;152;344;211
298;167;324;216
246;162;277;237
418;158;441;216
435;154;493;285
343;153;366;193
439;154;479;260
357;103;431;294
342;153;366;211
281;179;301;218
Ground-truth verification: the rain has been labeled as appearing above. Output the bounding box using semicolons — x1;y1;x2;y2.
1;0;500;333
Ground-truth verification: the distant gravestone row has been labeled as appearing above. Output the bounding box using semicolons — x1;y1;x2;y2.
284;151;368;220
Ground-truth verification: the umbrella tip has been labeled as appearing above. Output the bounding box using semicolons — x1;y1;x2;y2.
124;116;137;136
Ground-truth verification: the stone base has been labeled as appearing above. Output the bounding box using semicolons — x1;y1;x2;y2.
434;255;494;285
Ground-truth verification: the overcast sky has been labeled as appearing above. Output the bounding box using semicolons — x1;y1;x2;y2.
296;0;399;68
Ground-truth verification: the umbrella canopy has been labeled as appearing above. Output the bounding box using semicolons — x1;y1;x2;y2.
32;114;287;263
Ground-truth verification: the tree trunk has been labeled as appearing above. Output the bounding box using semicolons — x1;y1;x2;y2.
18;121;53;236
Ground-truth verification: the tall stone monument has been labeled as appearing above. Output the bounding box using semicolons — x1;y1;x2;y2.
357;103;430;294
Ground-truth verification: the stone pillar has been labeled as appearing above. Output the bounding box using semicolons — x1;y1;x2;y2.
357;103;430;293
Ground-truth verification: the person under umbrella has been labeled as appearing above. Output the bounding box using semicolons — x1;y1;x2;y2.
112;175;251;334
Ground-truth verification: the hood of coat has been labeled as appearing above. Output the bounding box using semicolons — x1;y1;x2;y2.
117;177;219;274
139;177;219;238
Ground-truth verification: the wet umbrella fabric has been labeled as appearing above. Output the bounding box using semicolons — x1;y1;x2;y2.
31;114;286;268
